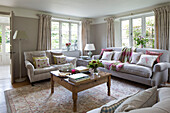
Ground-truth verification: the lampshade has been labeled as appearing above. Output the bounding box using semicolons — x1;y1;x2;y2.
84;44;95;51
13;30;28;40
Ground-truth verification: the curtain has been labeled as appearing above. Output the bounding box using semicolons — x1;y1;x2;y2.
81;19;92;55
106;17;115;47
153;6;170;50
37;14;52;50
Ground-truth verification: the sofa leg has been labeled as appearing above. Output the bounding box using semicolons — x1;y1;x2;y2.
31;83;34;86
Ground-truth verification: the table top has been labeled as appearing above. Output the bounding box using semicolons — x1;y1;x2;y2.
51;71;111;86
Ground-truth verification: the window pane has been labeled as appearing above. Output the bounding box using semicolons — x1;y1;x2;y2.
121;20;129;47
62;22;69;49
51;22;59;49
0;25;2;53
71;23;78;44
146;16;155;48
133;18;142;47
5;25;10;52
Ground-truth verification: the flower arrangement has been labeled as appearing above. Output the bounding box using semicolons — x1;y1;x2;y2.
66;42;71;47
87;59;103;72
134;36;149;48
66;43;71;51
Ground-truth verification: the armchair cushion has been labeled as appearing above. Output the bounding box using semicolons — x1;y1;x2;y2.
66;57;77;67
153;63;168;72
53;56;67;65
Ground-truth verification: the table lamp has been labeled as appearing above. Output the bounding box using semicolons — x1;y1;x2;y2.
84;44;95;58
13;30;28;82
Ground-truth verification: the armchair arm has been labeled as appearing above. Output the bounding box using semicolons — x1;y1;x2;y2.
153;62;169;72
66;57;77;67
25;61;35;82
92;55;100;60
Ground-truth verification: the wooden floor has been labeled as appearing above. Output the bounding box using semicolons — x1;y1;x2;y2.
0;65;30;113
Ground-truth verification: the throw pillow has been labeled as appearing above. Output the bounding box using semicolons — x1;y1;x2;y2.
53;55;67;65
130;52;142;64
146;50;163;63
32;56;49;67
101;51;114;60
115;86;157;113
99;49;114;59
113;51;122;61
136;54;158;67
35;57;50;68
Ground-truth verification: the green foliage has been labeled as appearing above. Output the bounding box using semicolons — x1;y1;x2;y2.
134;36;149;48
87;59;103;69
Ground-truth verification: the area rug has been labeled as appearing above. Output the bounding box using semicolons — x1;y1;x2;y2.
5;77;147;113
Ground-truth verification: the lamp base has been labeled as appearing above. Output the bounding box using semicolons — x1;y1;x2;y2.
15;77;26;83
87;51;92;58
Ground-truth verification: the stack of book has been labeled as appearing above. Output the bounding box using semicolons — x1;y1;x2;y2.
68;73;90;83
75;66;89;72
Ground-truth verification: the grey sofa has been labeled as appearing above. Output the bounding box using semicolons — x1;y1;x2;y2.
92;47;169;86
24;50;77;84
88;87;170;113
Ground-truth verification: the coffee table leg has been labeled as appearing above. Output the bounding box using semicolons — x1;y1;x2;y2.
107;75;111;96
72;92;77;112
51;74;54;94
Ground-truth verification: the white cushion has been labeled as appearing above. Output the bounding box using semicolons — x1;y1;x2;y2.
130;52;142;64
35;57;50;68
136;54;158;67
101;51;114;60
113;51;122;61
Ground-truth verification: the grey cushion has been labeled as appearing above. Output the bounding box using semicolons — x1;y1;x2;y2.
115;87;157;113
120;63;152;78
125;107;167;113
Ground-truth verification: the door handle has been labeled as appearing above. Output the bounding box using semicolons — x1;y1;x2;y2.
9;52;16;54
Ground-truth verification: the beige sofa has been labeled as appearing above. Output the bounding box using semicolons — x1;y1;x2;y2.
24;50;77;84
88;87;170;113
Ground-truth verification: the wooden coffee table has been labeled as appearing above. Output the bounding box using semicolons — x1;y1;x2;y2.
50;71;111;112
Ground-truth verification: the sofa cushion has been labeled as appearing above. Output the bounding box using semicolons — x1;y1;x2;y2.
113;51;122;61
101;51;114;60
53;55;67;64
125;107;167;113
99;49;114;59
130;52;142;64
158;87;170;101
115;87;157;113
34;66;58;75
146;50;163;63
152;99;170;113
34;57;50;68
137;54;158;68
119;63;152;78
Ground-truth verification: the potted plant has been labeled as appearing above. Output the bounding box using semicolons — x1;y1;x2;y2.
66;42;71;51
87;59;103;73
134;36;149;48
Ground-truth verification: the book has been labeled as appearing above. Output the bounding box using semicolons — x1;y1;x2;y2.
69;77;90;83
68;73;90;82
75;66;89;72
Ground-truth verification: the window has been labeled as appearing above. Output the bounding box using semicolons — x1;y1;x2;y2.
121;15;155;48
51;20;80;50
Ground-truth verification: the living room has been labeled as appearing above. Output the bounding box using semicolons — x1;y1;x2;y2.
0;0;170;113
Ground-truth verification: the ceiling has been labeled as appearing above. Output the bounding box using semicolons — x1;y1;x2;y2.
0;0;170;18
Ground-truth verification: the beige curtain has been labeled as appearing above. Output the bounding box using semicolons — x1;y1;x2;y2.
153;6;170;50
37;14;52;50
106;17;115;47
81;19;92;55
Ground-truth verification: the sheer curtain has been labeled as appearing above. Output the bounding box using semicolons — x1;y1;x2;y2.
81;19;92;55
153;6;170;50
37;14;52;50
105;17;115;47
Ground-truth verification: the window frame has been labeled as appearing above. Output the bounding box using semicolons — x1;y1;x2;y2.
51;20;80;50
120;13;155;48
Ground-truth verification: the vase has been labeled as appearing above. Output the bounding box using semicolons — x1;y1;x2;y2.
67;46;70;51
141;44;144;48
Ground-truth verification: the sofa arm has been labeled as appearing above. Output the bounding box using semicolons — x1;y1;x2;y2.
153;62;169;72
25;60;35;80
92;55;100;60
66;57;77;67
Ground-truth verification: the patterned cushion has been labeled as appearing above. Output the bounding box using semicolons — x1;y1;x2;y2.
100;96;129;113
136;55;158;67
146;50;163;63
53;55;67;65
34;57;50;68
99;49;114;59
32;56;49;68
130;52;142;64
113;51;122;61
101;51;114;60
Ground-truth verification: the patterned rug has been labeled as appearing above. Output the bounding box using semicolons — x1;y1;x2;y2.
5;77;147;113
